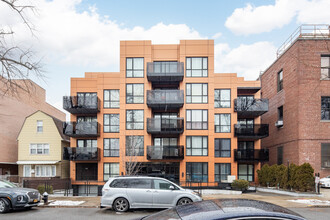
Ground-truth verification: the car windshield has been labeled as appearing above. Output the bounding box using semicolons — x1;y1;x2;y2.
0;180;16;188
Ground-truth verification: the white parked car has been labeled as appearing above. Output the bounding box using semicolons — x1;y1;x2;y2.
100;176;202;212
320;175;330;188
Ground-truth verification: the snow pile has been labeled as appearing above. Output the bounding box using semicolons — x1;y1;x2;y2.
288;199;330;206
48;200;85;206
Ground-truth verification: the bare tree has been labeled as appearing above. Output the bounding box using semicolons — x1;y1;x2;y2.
121;135;143;176
0;0;43;96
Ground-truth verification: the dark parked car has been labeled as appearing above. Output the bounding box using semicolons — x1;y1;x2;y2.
141;199;306;220
0;180;41;213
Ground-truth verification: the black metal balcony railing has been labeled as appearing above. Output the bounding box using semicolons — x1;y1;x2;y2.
147;90;184;109
147;62;184;84
234;98;269;118
63;121;100;137
63;96;100;115
147;145;184;160
147;118;184;135
234;149;269;162
63;147;99;161
234;124;269;139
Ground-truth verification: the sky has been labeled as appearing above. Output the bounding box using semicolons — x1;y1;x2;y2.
1;0;330;117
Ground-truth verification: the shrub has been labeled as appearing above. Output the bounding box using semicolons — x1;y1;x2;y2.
231;179;249;191
37;184;53;194
257;164;270;186
275;164;287;188
294;163;314;192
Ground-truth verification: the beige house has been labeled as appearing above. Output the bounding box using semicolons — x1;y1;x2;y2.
17;111;70;179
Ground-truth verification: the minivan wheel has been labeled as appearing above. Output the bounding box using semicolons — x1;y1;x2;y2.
177;197;192;206
113;198;129;212
0;198;10;213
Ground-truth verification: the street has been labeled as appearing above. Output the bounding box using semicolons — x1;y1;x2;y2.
1;207;330;220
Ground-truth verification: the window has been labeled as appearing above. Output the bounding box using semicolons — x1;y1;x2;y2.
186;83;208;103
103;163;120;181
104;90;119;108
126;58;144;77
237;96;254;110
77;139;97;148
23;165;31;177
238;164;254;181
77;92;97;108
215;163;231;182
154;179;177;190
37;120;43;133
186;57;208;77
186;162;208;183
238;141;254;150
277;146;283;165
215;114;231;133
321;143;330;168
321;55;330;79
214;89;230;108
277;69;283;92
321;97;330;120
214;139;231;157
154;137;177;146
104;114;119;132
126;179;152;189
104;138;119;157
77;116;97;123
126;110;144;130
152;61;179;74
278;106;283;124
126;84;144;104
186;110;208;130
186;136;208;156
30;144;49;155
126;136;144;156
35;165;56;177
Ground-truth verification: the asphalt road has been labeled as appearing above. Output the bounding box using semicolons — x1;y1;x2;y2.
1;207;330;220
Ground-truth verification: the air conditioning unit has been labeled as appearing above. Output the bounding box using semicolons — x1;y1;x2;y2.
275;120;283;127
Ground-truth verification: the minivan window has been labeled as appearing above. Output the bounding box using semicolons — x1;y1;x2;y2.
154;179;177;190
127;178;152;189
110;179;129;188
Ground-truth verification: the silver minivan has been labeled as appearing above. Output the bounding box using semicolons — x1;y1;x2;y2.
100;176;202;212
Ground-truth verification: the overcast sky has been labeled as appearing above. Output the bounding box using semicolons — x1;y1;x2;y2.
1;0;330;117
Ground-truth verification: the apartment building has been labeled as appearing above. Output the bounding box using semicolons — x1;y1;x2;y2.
260;25;330;177
63;40;269;195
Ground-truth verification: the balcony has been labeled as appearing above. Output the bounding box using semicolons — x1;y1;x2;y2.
147;90;184;109
234;98;269;118
147;118;184;135
63;96;100;115
234;124;269;139
147;62;184;84
63;147;99;161
234;149;269;162
147;146;184;160
63;121;100;137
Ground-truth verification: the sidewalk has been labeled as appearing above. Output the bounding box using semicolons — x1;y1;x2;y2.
40;188;330;209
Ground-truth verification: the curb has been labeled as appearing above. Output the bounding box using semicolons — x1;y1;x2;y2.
307;205;330;208
38;205;100;208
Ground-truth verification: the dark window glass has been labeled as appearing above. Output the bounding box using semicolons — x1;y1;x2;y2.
77;139;97;148
238;141;254;150
127;179;152;189
215;139;231;157
126;58;144;78
186;83;208;103
238;164;254;182
103;163;119;181
153;179;176;190
126;110;144;130
126;84;144;104
186;162;208;183
186;110;208;130
104;138;119;157
215;163;231;182
126;136;144;156
215;114;231;133
278;106;284;122
277;70;283;92
104;90;119;108
77;92;97;108
186;57;208;77
321;55;330;79
186;136;208;156
237;95;254;110
104;114;119;132
277;146;283;165
321;97;330;120
214;89;230;108
110;179;129;188
321;143;330;168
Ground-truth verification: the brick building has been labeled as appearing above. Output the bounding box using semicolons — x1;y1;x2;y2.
260;25;330;177
63;40;269;195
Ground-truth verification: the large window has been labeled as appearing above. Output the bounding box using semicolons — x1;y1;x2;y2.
126;57;144;78
321;143;330;168
154;137;177;146
186;57;208;77
186;162;208;183
35;165;56;177
238;164;254;182
186;136;208;156
277;146;283;165
23;165;31;177
214;139;231;157
126;136;144;156
104;163;120;181
277;106;284;126
126;110;144;130
321;55;330;79
277;69;283;92
238;141;254;150
37;120;43;133
77;139;97;148
321;97;330;120
104;138;119;157
186;83;208;103
186;110;208;130
215;163;231;182
214;89;230;108
77;92;97;108
30;144;49;155
214;114;231;133
104;114;119;132
104;90;119;108
126;84;144;104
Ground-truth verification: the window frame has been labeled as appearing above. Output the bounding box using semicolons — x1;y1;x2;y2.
186;162;208;183
321;143;330;169
214;138;231;158
104;89;120;109
214;89;231;108
214;163;231;182
186;109;208;130
126;110;144;130
37;120;43;133
35;165;56;177
77;139;97;148
126;84;144;104
103;163;120;182
277;146;283;165
103;114;120;133
277;69;283;92
238;164;254;182
321;55;330;80
321;97;330;120
214;113;231;133
278;106;284;121
186;136;208;156
186;83;208;104
125;136;144;156
126;57;144;78
29;144;49;155
186;57;208;77
104;138;120;157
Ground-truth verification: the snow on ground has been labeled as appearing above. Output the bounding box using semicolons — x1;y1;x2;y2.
48;200;85;206
288;199;330;205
